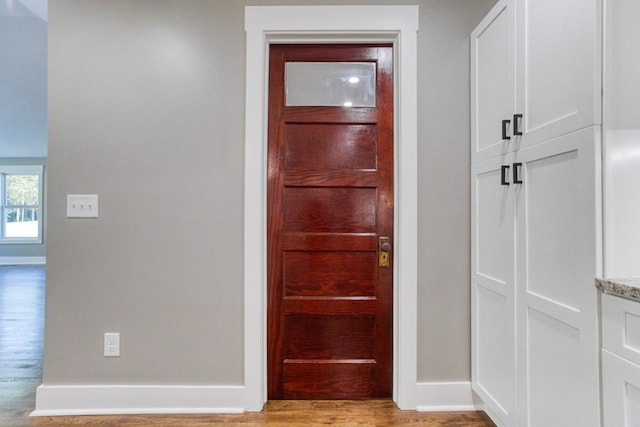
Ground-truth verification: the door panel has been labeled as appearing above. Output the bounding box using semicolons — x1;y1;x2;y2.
267;44;393;399
283;314;376;359
284;251;377;297
282;363;377;399
285;124;377;170
283;187;377;233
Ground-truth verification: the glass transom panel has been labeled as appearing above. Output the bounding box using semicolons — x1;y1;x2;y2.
285;62;376;107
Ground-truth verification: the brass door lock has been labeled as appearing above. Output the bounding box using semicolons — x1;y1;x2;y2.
379;237;391;267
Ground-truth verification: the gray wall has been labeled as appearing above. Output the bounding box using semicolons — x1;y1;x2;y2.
417;0;496;381
44;0;494;386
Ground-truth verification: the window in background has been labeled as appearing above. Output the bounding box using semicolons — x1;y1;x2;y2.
0;166;43;243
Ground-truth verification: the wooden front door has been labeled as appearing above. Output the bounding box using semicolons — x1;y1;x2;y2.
267;44;393;399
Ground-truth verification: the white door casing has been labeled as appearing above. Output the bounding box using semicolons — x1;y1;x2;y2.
244;6;419;411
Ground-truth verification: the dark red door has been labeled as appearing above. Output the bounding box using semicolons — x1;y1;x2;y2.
267;44;393;399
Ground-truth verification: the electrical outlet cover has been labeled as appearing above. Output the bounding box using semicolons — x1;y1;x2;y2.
104;332;120;357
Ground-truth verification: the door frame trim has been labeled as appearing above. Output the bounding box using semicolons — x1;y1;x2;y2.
244;5;419;411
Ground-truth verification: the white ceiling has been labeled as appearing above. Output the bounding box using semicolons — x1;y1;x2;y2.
0;0;48;158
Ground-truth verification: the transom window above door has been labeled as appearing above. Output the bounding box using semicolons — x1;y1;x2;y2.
285;62;376;107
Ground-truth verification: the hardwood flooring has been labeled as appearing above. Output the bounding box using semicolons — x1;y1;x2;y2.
28;401;496;426
0;265;45;427
0;265;495;426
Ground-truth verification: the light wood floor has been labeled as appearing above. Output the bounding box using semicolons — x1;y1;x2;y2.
1;265;495;426
0;265;44;427
28;400;496;426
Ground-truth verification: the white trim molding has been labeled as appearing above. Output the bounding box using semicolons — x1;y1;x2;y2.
415;382;479;412
0;256;46;265
244;5;419;411
31;385;245;416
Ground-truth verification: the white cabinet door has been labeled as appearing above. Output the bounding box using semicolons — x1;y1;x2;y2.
515;127;601;426
471;1;602;424
602;349;640;427
470;0;516;163
515;0;601;148
602;293;640;367
601;294;640;426
472;0;600;163
471;154;516;427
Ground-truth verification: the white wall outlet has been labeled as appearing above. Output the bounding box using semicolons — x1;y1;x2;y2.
67;194;99;218
104;332;120;357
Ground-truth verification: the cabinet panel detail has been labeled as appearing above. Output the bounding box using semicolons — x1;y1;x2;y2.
627;382;640;423
516;0;600;145
475;5;512;154
472;0;599;163
602;349;640;427
521;0;582;131
475;168;513;283
472;153;517;426
626;312;640;354
523;149;580;310
516;128;600;427
475;284;514;418
525;308;581;427
603;293;640;367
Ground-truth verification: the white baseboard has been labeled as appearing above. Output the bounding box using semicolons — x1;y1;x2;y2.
30;384;246;416
0;256;46;265
31;382;479;416
415;381;479;412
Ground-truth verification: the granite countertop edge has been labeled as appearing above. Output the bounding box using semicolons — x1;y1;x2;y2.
596;277;640;302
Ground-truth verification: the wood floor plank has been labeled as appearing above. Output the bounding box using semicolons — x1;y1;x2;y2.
0;266;495;426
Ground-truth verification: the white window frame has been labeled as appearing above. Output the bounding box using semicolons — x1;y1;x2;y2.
0;165;44;244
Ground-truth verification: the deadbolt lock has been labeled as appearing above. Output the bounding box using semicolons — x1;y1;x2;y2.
379;237;391;267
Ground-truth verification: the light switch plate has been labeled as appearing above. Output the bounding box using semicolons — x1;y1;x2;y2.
67;195;99;218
